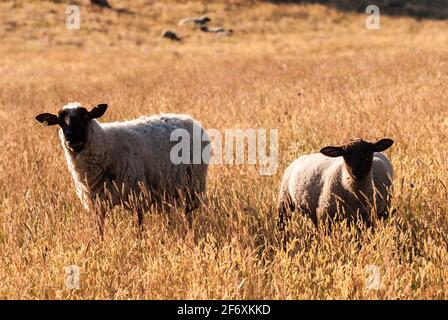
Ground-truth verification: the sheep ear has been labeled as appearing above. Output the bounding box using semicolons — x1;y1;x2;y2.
320;146;344;158
88;103;108;119
35;113;60;126
373;138;394;152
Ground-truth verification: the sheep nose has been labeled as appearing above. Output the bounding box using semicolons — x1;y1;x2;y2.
65;128;77;137
65;132;74;140
65;133;79;143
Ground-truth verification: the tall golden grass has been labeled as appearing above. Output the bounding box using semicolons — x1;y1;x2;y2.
0;0;447;299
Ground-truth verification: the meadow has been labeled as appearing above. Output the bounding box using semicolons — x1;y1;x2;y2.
0;0;447;299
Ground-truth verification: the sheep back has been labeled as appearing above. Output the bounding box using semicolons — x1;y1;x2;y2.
63;113;209;212
279;152;393;226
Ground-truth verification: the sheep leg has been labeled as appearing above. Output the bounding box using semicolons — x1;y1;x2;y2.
182;166;203;227
278;194;295;249
277;203;287;233
278;195;295;230
134;208;145;238
184;166;205;227
184;191;199;228
137;208;145;228
95;207;107;239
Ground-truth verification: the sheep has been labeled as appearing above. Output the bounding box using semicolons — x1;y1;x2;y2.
178;15;211;27
162;30;182;42
90;0;112;9
278;138;394;235
35;103;209;234
90;0;134;15
200;26;234;35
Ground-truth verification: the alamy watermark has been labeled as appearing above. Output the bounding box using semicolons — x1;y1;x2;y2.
66;5;80;30
66;4;380;31
170;127;278;176
65;265;80;289
365;5;380;30
365;264;381;290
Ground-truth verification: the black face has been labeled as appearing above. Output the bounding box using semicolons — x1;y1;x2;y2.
35;103;108;153
58;107;90;152
320;138;394;181
342;141;374;181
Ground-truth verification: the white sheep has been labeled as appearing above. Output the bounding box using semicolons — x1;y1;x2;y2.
36;103;209;234
178;15;211;27
278;138;394;233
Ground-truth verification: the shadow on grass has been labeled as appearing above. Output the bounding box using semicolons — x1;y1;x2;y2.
265;0;448;20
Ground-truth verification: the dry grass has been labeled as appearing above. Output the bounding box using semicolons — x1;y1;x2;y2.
0;0;447;299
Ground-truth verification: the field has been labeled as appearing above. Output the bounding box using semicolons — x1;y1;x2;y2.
0;0;447;299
